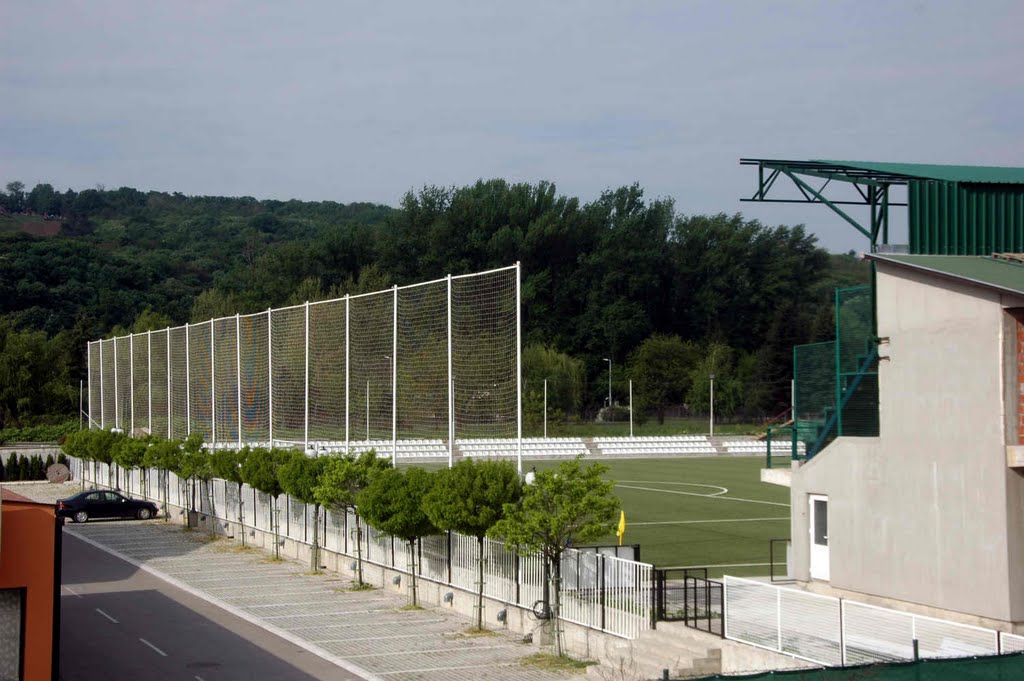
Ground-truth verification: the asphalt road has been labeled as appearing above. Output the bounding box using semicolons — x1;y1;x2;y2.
60;529;366;681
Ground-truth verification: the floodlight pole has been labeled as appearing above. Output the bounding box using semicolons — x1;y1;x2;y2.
709;372;715;437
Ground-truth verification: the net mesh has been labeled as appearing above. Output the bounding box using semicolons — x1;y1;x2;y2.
836;285;878;438
309;299;346;443
168;327;188;440
131;334;149;434
87;266;518;448
150;329;169;438
397;281;448;440
270;306;305;444
349;291;394;442
188;321;213;442
453;268;517;439
793;341;836;453
88;342;100;428
114;336;131;430
100;339;115;428
239;313;270;443
214;317;239;445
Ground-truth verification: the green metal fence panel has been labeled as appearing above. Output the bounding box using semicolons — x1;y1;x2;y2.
835;286;878;438
686;652;1024;681
793;340;836;455
910;180;1024;255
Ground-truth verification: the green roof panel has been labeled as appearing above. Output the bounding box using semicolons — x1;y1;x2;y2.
815;160;1024;185
867;254;1024;296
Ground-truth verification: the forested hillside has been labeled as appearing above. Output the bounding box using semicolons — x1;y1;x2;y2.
0;179;868;429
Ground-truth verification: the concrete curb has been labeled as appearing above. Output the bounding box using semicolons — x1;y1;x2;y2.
66;528;384;681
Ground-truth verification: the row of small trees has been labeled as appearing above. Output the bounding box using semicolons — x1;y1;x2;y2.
61;430;619;650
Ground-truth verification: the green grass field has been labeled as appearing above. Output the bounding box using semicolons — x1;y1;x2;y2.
535;456;790;578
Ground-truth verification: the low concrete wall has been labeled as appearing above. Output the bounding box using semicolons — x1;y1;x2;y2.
1;446;61;464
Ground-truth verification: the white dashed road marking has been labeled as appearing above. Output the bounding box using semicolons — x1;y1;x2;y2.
139;638;168;657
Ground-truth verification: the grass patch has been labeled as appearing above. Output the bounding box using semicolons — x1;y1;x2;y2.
297;570;325;576
259;556;286;564
533;456;790;575
520;653;594;672
213;544;257;554
337;582;377;592
190;533;224;544
399;604;425;611
461;627;497;637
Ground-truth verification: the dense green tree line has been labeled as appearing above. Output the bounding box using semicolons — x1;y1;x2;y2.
1;178;867;427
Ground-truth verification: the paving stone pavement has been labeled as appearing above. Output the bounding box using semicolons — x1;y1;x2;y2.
9;482;578;681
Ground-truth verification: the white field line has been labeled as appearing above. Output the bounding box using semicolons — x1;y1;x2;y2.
663;562;774;569
616;481;728;495
616;484;789;507
631;517;789;526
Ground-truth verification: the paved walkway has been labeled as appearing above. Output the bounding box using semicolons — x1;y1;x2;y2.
10;482;577;681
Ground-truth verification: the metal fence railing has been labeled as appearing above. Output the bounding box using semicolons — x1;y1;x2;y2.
86;265;522;469
654;568;723;637
724;577;1017;667
69;456;652;640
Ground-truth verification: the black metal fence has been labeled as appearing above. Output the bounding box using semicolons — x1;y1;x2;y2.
653;568;724;637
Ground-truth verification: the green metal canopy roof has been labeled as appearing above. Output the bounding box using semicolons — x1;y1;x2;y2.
865;254;1024;297
816;160;1024;185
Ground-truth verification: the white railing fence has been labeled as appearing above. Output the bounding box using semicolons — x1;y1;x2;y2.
724;576;1015;667
71;457;652;639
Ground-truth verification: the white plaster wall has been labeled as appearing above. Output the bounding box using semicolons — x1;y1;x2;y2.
790;266;1024;623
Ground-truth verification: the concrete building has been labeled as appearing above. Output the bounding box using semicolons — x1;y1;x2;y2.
785;254;1024;629
0;487;62;680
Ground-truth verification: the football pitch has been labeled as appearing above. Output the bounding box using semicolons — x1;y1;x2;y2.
536;456;790;578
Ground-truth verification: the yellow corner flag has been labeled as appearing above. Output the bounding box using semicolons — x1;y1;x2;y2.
616;510;626;546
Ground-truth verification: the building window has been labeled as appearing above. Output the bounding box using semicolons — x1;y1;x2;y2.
0;588;24;681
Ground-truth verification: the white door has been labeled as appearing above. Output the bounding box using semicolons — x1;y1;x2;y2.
809;494;830;581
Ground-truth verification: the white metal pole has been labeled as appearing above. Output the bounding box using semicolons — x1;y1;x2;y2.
236;314;242;448
267;309;273;447
147;331;152;436
79;380;83;430
345;295;350;453
392;285;398;467
87;342;92;429
114;336;119;430
709;375;715;437
543;379;547;439
366;380;369;442
629;379;634;438
130;334;134;435
516;262;522;475
304;301;310;452
447;274;453;468
185;323;191;436
166;328;171;439
211;320;216;447
100;341;104;429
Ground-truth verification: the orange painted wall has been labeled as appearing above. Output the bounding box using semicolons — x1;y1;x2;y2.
0;500;58;681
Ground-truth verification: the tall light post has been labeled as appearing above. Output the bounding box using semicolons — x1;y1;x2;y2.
603;358;612;408
709;372;716;437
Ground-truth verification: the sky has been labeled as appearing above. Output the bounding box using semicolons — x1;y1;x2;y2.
2;1;1023;253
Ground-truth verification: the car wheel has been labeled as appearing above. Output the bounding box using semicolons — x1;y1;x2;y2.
73;510;89;524
137;508;153;520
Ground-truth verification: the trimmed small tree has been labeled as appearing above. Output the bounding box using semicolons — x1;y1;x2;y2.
277;450;327;571
313;450;392;586
178;433;212;513
242;447;289;558
211;446;251;546
423;459;522;630
143;438;182;520
85;429;118;488
489;457;620;657
112;437;147;498
358;466;438;606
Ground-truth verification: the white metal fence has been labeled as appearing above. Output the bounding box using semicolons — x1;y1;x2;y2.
724;576;1017;666
86;265;522;468
69;456;652;640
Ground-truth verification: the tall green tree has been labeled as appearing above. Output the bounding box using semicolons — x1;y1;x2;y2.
143;438;182;519
178;433;212;513
112;436;147;498
423;459;522;630
627;334;700;424
241;447;289;557
313;450;392;586
489;457;619;656
358;467;438;606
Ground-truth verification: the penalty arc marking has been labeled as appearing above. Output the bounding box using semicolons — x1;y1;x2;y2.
615;481;728;496
615;483;790;507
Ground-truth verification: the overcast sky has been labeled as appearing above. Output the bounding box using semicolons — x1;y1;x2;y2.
2;1;1022;252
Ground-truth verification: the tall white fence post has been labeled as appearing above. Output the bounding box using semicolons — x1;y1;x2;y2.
392;284;398;467
100;341;104;429
516;261;523;474
113;336;119;430
87;342;92;430
147;330;152;435
185;323;191;436
211;320;216;447
304;301;310;453
267;308;273;446
344;295;350;454
129;333;134;435
447;274;453;468
236;314;242;449
165;327;171;439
